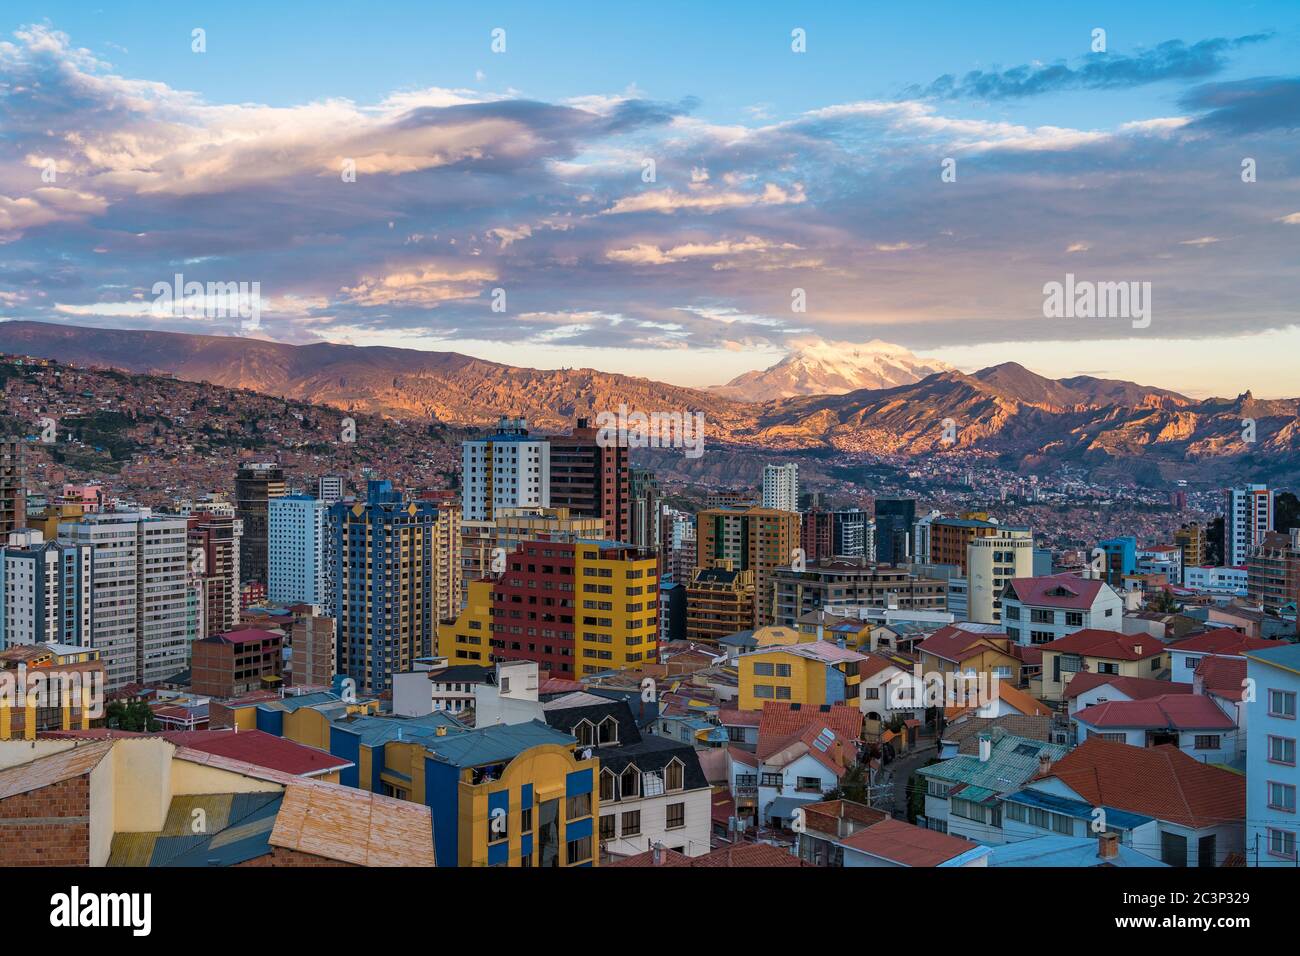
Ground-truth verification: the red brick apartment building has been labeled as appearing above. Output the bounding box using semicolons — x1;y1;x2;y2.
191;628;284;698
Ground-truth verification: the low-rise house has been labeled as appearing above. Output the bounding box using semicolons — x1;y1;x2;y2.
916;623;1025;688
794;798;991;867
938;714;1053;759
1064;672;1190;715
1168;628;1278;685
1036;629;1169;702
736;640;866;711
1071;695;1240;764
987;832;1166;867
1001;573;1123;646
918;729;1068;843
543;694;713;859
1008;737;1245;867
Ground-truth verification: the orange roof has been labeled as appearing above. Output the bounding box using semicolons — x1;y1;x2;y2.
841;817;978;866
757;702;862;759
1042;738;1244;829
270;782;436;867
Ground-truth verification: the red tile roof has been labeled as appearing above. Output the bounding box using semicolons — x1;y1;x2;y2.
1043;738;1245;829
691;842;809;867
1073;695;1235;731
840;817;978;866
1064;672;1191;701
1195;655;1248;702
1006;573;1105;610
1041;628;1165;661
718;708;762;727
918;625;1009;664
757;702;862;760
1171;628;1277;656
160;730;353;776
205;627;282;645
608;847;694;867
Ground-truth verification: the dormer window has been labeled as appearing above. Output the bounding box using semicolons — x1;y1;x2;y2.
574;719;595;747
665;758;684;791
598;716;620;745
621;765;640;799
600;768;618;802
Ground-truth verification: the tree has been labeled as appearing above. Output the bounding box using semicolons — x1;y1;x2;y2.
823;762;869;805
1276;492;1300;534
1149;589;1180;614
105;700;160;732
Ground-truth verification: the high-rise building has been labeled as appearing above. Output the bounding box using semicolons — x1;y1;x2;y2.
449;539;658;677
461;417;550;522
187;511;241;638
549;417;629;543
704;488;758;510
1097;535;1138;587
658;507;697;584
1225;484;1274;567
628;467;662;552
762;463;800;513
268;495;328;607
318;474;346;504
685;561;755;643
801;509;873;562
235;463;286;586
0;439;26;536
1175;522;1206;582
966;527;1035;624
928;514;1001;573
0;529;93;649
330;480;438;694
58;510;190;690
1246;529;1300;613
874;499;916;564
696;506;801;627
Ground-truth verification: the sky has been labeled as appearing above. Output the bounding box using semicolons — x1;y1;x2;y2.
1;1;1298;397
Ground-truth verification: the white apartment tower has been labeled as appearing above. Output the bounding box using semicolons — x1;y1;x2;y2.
59;510;190;690
461;417;551;522
0;529;93;649
268;495;329;606
1225;484;1274;567
762;463;800;513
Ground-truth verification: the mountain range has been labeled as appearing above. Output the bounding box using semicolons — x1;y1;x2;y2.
0;321;1295;484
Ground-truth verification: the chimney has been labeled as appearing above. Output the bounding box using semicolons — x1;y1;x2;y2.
1132;644;1142;656
652;842;662;865
1098;831;1119;860
436;725;447;737
1037;751;1054;776
978;732;992;762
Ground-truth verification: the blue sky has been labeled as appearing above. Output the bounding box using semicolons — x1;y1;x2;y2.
2;2;1299;395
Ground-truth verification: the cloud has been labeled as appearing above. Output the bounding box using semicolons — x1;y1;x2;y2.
1180;76;1300;133
910;34;1272;100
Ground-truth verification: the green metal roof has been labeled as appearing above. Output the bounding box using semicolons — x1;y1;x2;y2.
919;734;1068;796
425;720;578;769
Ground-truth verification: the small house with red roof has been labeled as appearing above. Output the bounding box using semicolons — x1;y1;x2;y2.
1168;628;1279;685
1001;573;1123;648
1036;629;1170;702
1071;695;1240;765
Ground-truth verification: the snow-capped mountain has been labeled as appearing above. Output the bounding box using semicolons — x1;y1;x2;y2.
710;339;954;401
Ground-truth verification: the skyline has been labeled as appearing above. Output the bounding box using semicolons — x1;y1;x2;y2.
1;3;1299;397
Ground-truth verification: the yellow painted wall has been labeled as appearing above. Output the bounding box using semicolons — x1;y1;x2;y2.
458;746;600;867
739;650;821;710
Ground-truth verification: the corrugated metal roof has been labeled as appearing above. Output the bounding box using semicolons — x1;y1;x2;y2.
424;719;577;769
919;734;1068;795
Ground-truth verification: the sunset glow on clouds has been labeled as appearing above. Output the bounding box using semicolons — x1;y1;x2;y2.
2;3;1299;396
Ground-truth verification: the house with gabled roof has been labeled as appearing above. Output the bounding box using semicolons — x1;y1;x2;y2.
1001;573;1122;647
1036;629;1169;702
1005;737;1245;867
918;728;1068;844
1071;695;1240;765
1168;628;1279;685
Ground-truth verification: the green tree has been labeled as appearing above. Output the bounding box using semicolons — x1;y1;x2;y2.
105;700;161;732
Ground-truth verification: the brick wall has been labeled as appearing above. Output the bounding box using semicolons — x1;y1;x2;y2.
235;845;357;867
0;775;90;866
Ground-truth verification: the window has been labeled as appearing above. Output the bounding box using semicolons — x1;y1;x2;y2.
926;779;951;799
796;776;821;792
1269;690;1297;719
1268;828;1297;860
1194;735;1221;750
621;810;641;836
1269;736;1297;766
566;835;592;865
753;662;774;676
565;792;592;820
599;814;616;841
1065;612;1083;627
598;716;620;745
1030;609;1054;624
666;803;685;830
520;807;533;833
621;766;640;798
574;720;595;747
1268;782;1296;812
600;769;617;802
665;760;684;791
761;772;783;787
1184;655;1201;671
